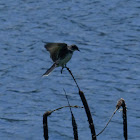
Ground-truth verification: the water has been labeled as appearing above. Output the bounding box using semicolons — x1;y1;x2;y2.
0;0;140;140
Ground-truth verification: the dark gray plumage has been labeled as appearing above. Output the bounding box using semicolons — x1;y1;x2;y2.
43;43;79;76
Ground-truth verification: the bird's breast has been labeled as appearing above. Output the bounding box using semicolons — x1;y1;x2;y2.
58;52;72;67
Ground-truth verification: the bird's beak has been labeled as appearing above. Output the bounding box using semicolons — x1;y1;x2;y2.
77;48;80;51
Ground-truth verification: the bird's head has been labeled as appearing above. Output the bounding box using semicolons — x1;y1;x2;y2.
69;44;80;52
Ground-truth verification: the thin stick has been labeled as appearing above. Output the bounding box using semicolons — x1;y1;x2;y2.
93;98;128;139
116;98;128;140
66;67;80;90
79;90;97;140
43;105;83;140
66;67;97;140
63;89;79;140
118;99;127;140
51;105;83;114
43;112;50;140
93;108;118;137
123;103;127;140
63;89;73;113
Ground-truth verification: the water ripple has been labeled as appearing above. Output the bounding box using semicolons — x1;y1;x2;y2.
0;0;140;140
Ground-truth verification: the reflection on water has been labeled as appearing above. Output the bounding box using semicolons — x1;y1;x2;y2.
0;0;140;140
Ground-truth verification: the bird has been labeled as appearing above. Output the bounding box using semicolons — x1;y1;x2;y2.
42;43;80;76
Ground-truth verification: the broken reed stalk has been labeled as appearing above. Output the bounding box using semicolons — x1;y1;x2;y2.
66;67;97;140
71;113;78;140
122;102;127;140
116;98;128;140
43;111;51;140
66;67;80;91
93;108;118;138
64;89;78;140
92;98;127;139
43;106;83;140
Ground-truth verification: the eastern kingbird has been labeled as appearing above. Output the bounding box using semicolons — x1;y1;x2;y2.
43;43;80;76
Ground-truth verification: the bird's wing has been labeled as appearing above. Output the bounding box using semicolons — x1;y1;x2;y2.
44;43;67;62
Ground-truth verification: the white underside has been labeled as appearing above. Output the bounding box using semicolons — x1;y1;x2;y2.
57;53;72;67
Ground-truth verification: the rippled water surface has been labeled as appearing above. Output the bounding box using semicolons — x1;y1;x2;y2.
0;0;140;140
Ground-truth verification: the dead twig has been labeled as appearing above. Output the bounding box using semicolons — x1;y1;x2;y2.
116;98;127;140
66;67;97;140
64;88;78;140
92;98;127;140
43;105;83;140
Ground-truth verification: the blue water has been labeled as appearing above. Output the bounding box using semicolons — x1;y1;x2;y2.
0;0;140;140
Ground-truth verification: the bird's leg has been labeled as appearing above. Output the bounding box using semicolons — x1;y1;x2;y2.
61;64;67;74
61;67;64;74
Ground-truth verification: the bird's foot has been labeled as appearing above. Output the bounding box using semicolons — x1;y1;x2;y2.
61;65;68;74
61;67;64;74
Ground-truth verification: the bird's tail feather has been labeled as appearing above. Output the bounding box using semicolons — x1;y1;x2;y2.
42;63;57;76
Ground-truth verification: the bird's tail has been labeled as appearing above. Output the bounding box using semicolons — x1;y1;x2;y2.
42;63;57;76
